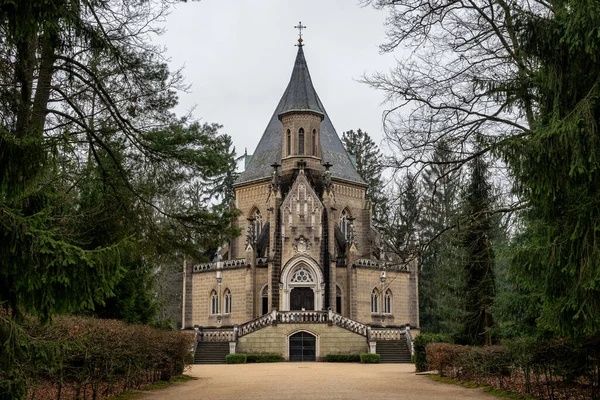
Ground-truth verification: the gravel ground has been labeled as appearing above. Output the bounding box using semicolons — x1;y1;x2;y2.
135;363;496;400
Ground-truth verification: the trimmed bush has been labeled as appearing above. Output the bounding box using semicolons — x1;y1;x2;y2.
413;333;449;372
246;354;283;363
225;354;247;364
325;354;361;362
360;353;381;363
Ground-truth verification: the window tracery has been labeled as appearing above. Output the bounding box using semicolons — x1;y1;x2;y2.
210;290;218;315
371;288;379;313
290;266;314;283
298;128;305;155
384;289;392;314
224;289;232;314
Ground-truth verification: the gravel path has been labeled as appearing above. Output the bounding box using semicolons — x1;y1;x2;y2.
136;363;495;400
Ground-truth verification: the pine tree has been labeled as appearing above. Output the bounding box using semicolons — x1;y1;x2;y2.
341;129;387;226
419;140;464;334
458;153;496;345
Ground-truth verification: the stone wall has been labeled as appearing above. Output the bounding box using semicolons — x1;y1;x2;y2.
237;323;368;360
354;268;412;327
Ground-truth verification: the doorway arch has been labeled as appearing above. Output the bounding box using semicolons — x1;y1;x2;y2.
280;256;324;311
288;330;317;361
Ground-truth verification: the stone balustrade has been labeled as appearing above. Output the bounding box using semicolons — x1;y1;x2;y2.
354;259;409;272
197;329;234;342
277;311;328;324
370;327;406;341
237;312;276;337
192;258;247;273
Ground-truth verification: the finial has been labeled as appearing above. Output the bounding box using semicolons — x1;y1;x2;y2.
294;21;306;46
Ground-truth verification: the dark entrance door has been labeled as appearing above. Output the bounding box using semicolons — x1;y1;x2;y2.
289;332;316;361
290;287;314;310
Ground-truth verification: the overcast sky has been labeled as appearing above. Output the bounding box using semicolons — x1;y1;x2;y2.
156;1;400;158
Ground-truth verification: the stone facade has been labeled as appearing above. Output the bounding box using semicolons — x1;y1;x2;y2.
237;323;368;360
181;43;419;357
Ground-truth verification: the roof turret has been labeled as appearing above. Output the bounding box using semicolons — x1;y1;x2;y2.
234;44;366;187
278;45;325;119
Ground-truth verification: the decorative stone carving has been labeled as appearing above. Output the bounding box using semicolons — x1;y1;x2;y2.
290;266;314;283
293;235;311;254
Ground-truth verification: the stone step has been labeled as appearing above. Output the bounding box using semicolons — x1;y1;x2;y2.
376;340;412;364
194;342;230;364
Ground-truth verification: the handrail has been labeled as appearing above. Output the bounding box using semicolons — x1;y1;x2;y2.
197;328;234;342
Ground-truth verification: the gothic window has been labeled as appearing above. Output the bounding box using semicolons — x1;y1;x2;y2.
261;285;269;315
224;289;232;314
210;290;219;315
298;128;305;155
286;129;291;156
253;209;262;236
384;289;392;314
290;266;314;283
371;288;379;313
312;129;317;156
340;209;351;240
336;285;342;314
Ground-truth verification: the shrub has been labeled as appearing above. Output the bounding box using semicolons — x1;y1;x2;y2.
325;354;361;362
413;333;449;372
225;354;247;364
246;354;283;363
360;353;380;363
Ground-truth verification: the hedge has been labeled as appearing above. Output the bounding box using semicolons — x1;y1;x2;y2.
412;333;449;372
225;354;247;364
0;315;195;400
246;354;284;363
325;354;361;362
425;338;600;400
359;353;380;363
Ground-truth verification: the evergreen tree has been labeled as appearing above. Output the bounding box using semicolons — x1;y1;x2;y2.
458;152;496;345
341;129;387;226
419;140;464;334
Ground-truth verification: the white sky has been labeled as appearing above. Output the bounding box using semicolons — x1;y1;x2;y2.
157;0;400;158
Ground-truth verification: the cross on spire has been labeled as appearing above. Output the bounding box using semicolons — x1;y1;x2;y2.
294;21;306;46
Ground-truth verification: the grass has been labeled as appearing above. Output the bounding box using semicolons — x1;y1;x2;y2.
427;374;537;400
109;375;197;399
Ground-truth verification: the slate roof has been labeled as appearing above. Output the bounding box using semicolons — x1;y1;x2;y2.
235;46;366;187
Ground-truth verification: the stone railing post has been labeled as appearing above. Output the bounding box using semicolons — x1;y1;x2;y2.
233;325;238;341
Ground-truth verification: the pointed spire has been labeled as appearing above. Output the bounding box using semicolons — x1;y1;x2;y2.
278;39;325;119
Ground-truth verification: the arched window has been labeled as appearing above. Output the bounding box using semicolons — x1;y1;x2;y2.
336;285;342;314
261;285;269;315
340;209;351;240
286;129;291;156
298;128;305;155
210;290;219;315
312;129;317;156
371;288;379;313
224;289;232;314
290;266;314;283
384;289;392;314
253;209;262;236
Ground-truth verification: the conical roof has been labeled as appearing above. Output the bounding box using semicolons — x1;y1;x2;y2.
278;46;325;118
234;46;366;187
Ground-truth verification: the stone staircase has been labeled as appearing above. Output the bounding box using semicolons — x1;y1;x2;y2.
377;340;412;363
194;341;229;364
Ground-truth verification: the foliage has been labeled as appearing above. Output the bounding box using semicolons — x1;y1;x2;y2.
245;354;284;363
418;141;465;335
413;333;450;372
225;354;247;364
366;0;600;339
457;153;496;345
425;338;600;399
341;129;387;226
324;354;361;362
0;0;240;327
0;314;194;400
360;353;381;363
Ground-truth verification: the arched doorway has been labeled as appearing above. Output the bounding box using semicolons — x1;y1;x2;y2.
289;331;316;361
280;257;324;311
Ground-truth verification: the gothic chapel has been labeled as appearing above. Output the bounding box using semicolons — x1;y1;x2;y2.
184;31;419;362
